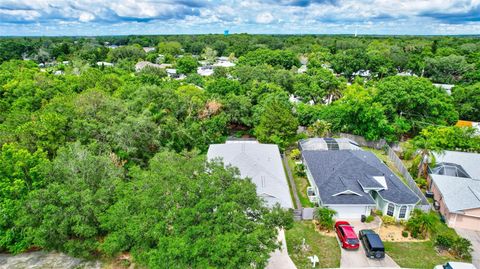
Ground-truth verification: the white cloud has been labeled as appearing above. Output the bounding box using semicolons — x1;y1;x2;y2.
79;12;95;22
256;12;274;24
0;0;479;35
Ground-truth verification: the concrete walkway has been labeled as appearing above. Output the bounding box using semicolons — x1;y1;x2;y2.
266;229;297;269
455;228;480;269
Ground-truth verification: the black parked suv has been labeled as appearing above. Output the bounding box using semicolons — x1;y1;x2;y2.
358;229;385;259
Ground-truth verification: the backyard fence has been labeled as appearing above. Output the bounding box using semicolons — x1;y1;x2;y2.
339;133;431;212
339;133;387;150
386;146;431;211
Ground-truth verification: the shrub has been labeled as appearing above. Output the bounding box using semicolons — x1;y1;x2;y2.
373;209;383;216
452;237;472;259
290;149;301;160
436;234;455;249
295;163;306;177
415;178;427;189
435;233;473;260
402;230;409;238
406;209;437;238
381;215;396;226
315;207;336;231
365;215;374;223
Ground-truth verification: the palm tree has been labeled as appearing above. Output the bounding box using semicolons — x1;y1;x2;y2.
407;209;437;238
410;137;441;179
418;212;437;238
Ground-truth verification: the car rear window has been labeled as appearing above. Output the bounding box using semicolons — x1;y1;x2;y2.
347;238;359;245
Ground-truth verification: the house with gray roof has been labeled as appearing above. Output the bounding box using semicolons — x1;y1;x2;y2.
301;150;420;220
207;140;293;209
429;151;480;231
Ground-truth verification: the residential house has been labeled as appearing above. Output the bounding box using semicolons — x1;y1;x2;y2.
297;65;307;74
143;47;156;53
428;151;480;231
197;66;214;76
135;61;172;72
96;61;114;67
166;68;186;80
213;56;235;68
301;149;420;220
456;120;480;135
207;140;294;209
433;83;455;95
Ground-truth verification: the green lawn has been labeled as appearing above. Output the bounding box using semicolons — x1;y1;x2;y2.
384;212;471;269
285;221;340;268
286;153;314;208
361;147;409;184
384;241;460;269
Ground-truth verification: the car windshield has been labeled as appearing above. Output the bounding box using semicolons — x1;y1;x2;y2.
347;238;359;245
443;263;453;269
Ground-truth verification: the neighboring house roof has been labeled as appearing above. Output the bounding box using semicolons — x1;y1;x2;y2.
299;138;361;151
431;174;480;212
302;150;420;206
297;65;307;74
143;47;156;53
96;61;114;67
197;66;214;76
433;83;455;95
455;120;480;134
207;141;293;208
135;61;167;71
433;151;480;179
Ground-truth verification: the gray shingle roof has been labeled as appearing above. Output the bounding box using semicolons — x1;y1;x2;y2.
431;174;480;212
433;151;480;179
207;141;293;209
302;150;420;205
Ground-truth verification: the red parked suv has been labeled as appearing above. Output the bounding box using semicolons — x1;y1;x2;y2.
335;221;360;250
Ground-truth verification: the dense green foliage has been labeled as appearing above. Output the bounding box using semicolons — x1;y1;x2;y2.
0;34;479;267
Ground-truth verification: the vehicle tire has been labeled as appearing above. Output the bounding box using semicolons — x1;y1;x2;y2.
374;253;383;259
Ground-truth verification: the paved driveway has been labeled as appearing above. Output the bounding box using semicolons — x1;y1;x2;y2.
340;243;399;268
455;228;480;269
338;219;400;268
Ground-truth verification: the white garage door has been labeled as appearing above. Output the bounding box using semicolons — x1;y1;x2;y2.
328;205;368;220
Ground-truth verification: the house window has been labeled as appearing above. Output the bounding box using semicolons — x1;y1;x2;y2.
387;203;395;216
399;206;407;218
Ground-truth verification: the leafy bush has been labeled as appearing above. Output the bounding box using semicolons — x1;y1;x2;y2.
315;207;337;231
406;209;437;239
402;230;409;238
435;233;472;260
436;234;455;249
295;163;306;177
365;215;374;223
381;215;396;226
452;237;472;259
415;178;427;189
290;149;301;160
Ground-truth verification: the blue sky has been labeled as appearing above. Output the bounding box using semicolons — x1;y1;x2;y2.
0;0;479;36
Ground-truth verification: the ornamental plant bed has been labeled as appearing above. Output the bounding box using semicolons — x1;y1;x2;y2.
379;224;428;242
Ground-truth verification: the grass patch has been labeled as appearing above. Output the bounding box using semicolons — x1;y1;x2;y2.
384;240;462;269
286;153;314;208
361;147;409;184
384;212;471;269
285;221;340;268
